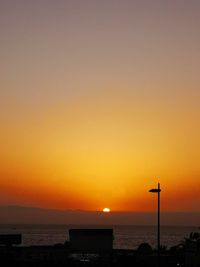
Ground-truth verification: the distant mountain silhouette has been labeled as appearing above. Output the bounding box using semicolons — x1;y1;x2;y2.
0;206;199;226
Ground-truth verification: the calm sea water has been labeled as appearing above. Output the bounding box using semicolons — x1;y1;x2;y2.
0;225;198;249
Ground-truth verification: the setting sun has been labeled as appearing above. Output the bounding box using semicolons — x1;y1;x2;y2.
103;208;111;213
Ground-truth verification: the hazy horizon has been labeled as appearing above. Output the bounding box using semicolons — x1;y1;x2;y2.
2;204;200;213
0;205;199;226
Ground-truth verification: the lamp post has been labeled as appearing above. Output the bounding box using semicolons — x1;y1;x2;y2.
149;183;161;266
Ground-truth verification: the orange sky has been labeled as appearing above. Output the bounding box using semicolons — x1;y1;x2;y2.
0;0;200;212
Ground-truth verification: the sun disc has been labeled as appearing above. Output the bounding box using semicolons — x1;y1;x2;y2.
103;208;110;213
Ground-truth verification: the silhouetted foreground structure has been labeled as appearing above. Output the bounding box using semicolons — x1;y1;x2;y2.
0;229;199;266
69;229;113;252
0;234;21;246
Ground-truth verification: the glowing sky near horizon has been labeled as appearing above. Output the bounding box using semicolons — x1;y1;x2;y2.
0;0;200;212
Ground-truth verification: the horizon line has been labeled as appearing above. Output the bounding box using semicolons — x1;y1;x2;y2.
1;205;200;213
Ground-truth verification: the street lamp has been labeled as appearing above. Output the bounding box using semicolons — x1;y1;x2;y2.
149;183;161;266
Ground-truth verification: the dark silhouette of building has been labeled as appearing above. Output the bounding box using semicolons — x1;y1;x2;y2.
0;234;21;247
69;229;113;253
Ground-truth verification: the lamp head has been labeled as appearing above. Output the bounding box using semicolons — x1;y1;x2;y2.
149;188;161;193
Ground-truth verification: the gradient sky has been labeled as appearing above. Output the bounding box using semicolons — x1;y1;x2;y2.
1;0;200;212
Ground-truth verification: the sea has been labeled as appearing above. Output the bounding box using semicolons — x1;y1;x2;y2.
0;224;199;249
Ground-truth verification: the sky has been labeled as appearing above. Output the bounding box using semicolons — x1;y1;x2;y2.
0;0;200;213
